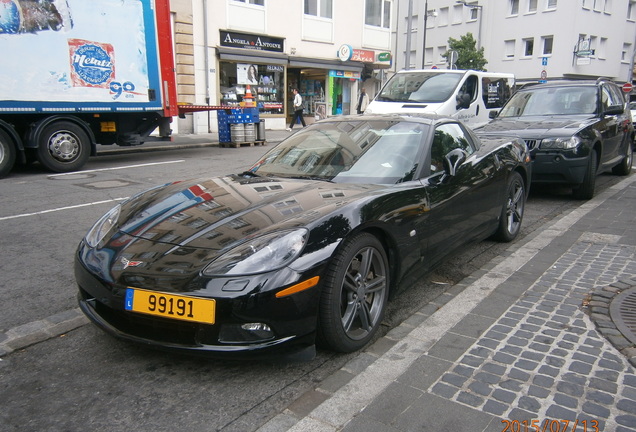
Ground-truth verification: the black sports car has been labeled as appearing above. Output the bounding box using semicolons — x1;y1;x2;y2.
75;114;531;359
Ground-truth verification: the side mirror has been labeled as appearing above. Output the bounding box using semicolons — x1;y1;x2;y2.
456;93;471;109
443;148;467;177
603;105;624;116
489;110;499;119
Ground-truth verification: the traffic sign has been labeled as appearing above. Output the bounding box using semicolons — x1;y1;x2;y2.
622;82;633;93
542;57;548;66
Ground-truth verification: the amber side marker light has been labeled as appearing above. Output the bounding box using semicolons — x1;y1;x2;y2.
276;276;320;298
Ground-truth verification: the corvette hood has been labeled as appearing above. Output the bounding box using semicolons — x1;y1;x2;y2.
115;175;380;251
477;115;595;139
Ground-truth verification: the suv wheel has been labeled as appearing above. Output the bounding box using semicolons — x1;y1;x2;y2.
573;149;597;200
612;144;633;176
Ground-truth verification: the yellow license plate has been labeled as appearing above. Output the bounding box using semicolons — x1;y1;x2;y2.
124;288;215;324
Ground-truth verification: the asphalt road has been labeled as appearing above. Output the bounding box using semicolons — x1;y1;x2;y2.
0;143;627;432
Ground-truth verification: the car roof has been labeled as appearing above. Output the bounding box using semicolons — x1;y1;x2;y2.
517;79;614;92
322;113;455;127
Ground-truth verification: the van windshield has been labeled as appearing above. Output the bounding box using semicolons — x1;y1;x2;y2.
375;72;463;103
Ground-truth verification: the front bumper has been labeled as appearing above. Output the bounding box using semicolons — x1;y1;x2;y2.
75;252;322;359
530;150;590;185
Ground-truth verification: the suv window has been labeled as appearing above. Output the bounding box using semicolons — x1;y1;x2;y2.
499;86;597;116
601;83;625;112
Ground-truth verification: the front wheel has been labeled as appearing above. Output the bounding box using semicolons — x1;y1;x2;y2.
493;171;525;242
573;150;597;200
37;121;91;173
317;233;389;353
0;129;16;178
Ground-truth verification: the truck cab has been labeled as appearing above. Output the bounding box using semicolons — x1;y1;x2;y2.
364;69;514;128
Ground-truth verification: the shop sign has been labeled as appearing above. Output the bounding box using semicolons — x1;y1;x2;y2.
329;70;361;80
351;49;375;63
377;52;391;62
220;30;284;53
338;44;353;61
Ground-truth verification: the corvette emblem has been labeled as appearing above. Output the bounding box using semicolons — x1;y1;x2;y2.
120;257;143;269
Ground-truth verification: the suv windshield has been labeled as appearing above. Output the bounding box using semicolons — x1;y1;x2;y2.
375;72;463;103
250;120;427;184
499;86;598;117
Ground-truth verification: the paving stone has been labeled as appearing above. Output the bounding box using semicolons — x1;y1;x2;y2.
587;390;614;406
533;375;555;388
468;381;492;397
553;393;578;409
430;382;458;399
589;378;618;394
616;414;636;429
483;400;507;416
528;385;550;399
617;399;636;414
556;381;584;397
545;405;578;422
456;391;483;407
538;365;560;377
508;368;530;382
518;396;541;412
569;361;593;374
582;402;611;419
441;373;467;388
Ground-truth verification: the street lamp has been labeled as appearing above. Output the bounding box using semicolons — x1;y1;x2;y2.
421;1;437;68
456;0;483;50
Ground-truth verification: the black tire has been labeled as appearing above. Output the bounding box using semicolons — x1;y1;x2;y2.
317;233;389;353
493;171;525;242
37;121;90;173
612;144;633;176
572;149;597;200
0;129;16;178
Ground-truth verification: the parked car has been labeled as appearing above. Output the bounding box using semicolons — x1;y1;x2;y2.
476;79;633;199
75;114;531;359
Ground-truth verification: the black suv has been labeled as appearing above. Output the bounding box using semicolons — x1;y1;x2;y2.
476;79;633;199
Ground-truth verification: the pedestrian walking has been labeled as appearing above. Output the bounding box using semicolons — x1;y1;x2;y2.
356;87;369;114
287;88;306;131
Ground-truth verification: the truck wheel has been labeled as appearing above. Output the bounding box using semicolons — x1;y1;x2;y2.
37;121;90;173
0;129;16;178
572;150;597;200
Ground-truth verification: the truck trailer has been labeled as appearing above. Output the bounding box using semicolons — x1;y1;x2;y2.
0;0;182;177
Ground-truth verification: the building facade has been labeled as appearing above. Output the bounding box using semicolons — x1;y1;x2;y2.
176;0;394;133
394;0;636;86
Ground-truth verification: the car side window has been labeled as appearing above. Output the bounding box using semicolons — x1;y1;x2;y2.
601;85;622;112
430;123;474;173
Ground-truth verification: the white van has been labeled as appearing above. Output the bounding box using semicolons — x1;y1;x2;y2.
365;69;515;128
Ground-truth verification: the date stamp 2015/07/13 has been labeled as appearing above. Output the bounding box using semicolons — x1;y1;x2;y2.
501;419;600;432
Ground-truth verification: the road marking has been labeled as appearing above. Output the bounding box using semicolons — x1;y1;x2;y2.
47;159;185;177
0;198;128;221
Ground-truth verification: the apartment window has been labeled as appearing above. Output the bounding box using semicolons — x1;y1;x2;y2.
598;37;607;59
365;0;391;28
604;0;611;13
547;0;557;9
582;0;590;9
629;1;636;20
504;40;516;58
425;47;434;64
622;43;631;62
437;46;447;63
542;36;553;55
470;7;478;19
524;38;534;56
305;0;333;18
452;4;463;24
232;0;264;5
438;7;449;26
528;0;538;12
510;0;519;15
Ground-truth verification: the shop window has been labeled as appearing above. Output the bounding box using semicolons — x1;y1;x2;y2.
219;62;285;115
305;0;333;18
365;0;391;28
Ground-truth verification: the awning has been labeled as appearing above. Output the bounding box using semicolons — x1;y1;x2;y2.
288;56;364;72
216;47;288;65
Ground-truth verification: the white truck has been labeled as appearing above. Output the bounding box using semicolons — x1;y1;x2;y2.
365;69;515;128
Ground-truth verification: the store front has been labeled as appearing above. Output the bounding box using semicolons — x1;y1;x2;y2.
217;31;289;129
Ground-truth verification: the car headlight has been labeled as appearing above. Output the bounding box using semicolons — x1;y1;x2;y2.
202;229;308;276
540;136;582;149
85;205;121;248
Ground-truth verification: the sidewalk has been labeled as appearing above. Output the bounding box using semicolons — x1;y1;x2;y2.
257;174;636;432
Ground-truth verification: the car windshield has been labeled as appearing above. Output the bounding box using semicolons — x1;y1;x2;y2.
499;86;598;117
375;72;463;103
249;120;427;184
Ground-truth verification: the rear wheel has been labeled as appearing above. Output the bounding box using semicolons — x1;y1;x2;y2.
493;171;525;242
318;233;389;353
0;129;16;178
573;150;597;200
37;121;91;173
612;144;633;176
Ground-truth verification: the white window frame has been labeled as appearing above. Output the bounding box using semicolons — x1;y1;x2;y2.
365;0;392;29
304;0;333;18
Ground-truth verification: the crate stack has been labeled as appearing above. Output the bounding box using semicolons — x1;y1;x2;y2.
217;107;265;148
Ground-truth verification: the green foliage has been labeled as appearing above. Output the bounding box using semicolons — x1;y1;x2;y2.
443;33;488;71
